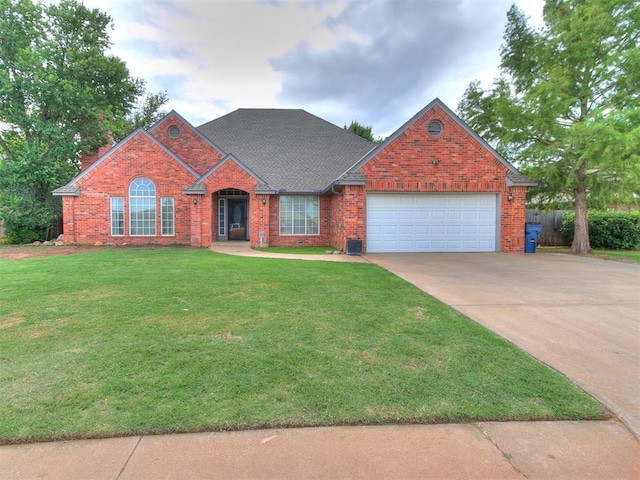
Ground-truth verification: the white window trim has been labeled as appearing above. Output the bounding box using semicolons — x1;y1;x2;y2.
279;195;320;236
110;197;124;236
218;198;227;238
129;178;157;236
161;197;175;236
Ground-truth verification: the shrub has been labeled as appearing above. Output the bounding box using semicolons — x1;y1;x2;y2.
4;227;45;244
561;210;640;250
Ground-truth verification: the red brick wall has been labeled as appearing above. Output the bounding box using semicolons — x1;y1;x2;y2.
150;114;224;175
81;144;112;171
61;131;198;245
355;105;525;252
341;185;366;251
61;197;76;242
500;186;526;252
328;192;345;250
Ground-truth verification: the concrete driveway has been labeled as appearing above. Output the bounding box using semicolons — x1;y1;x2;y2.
368;252;640;437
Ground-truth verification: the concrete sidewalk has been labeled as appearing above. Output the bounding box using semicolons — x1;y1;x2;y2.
2;422;638;479
209;241;369;262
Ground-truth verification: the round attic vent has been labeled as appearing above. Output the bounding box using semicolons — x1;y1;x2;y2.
168;125;181;138
427;120;443;137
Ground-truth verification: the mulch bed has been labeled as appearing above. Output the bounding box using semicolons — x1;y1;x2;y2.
0;245;97;260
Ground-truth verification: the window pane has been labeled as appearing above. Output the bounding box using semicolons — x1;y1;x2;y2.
129;177;156;197
129;178;156;236
161;197;174;236
110;197;124;236
218;199;226;236
279;195;319;235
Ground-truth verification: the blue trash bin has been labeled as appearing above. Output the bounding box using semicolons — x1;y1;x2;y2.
524;223;543;253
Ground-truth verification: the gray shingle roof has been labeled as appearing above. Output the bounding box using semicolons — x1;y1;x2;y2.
52;185;80;196
507;172;538;186
198;109;375;193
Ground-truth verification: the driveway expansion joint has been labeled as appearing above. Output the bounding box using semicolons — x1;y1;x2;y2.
474;423;529;479
116;436;142;480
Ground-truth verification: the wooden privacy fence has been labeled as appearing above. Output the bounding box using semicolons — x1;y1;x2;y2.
525;210;570;246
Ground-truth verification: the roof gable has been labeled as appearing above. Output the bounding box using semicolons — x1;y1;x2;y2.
184;154;268;195
341;98;535;185
53;129;199;195
198;109;374;193
149;110;226;175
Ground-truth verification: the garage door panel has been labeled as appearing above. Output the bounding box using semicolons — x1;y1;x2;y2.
368;209;384;220
367;194;497;253
415;196;430;207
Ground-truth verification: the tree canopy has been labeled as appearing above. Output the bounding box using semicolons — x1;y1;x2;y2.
0;0;166;242
345;120;381;143
457;0;640;253
113;90;169;142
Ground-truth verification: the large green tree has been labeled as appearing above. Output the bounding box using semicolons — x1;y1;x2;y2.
112;90;169;142
344;120;384;143
458;0;640;253
0;0;165;242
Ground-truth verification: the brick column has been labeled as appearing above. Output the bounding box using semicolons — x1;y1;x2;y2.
190;196;202;247
342;185;366;252
250;194;270;248
62;197;76;244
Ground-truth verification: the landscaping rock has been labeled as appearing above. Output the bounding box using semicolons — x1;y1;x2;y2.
56;234;64;242
43;241;53;246
94;241;103;246
32;241;41;246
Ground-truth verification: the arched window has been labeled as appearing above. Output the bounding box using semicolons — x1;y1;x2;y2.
129;178;156;236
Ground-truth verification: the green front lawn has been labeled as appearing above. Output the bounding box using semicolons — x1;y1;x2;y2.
0;248;603;444
539;247;640;264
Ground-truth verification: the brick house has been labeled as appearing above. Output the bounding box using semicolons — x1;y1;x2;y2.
53;98;536;253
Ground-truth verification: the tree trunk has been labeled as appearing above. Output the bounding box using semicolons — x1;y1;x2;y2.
571;185;591;254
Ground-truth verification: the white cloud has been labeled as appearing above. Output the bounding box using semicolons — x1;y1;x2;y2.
83;0;544;133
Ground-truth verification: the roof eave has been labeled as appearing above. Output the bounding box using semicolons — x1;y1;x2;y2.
52;186;80;196
506;175;539;187
183;185;206;195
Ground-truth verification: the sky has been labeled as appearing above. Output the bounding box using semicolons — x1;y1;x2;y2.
84;0;545;138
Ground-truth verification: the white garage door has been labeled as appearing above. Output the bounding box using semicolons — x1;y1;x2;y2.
367;194;498;253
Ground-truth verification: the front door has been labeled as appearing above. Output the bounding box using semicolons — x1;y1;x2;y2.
227;199;248;240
